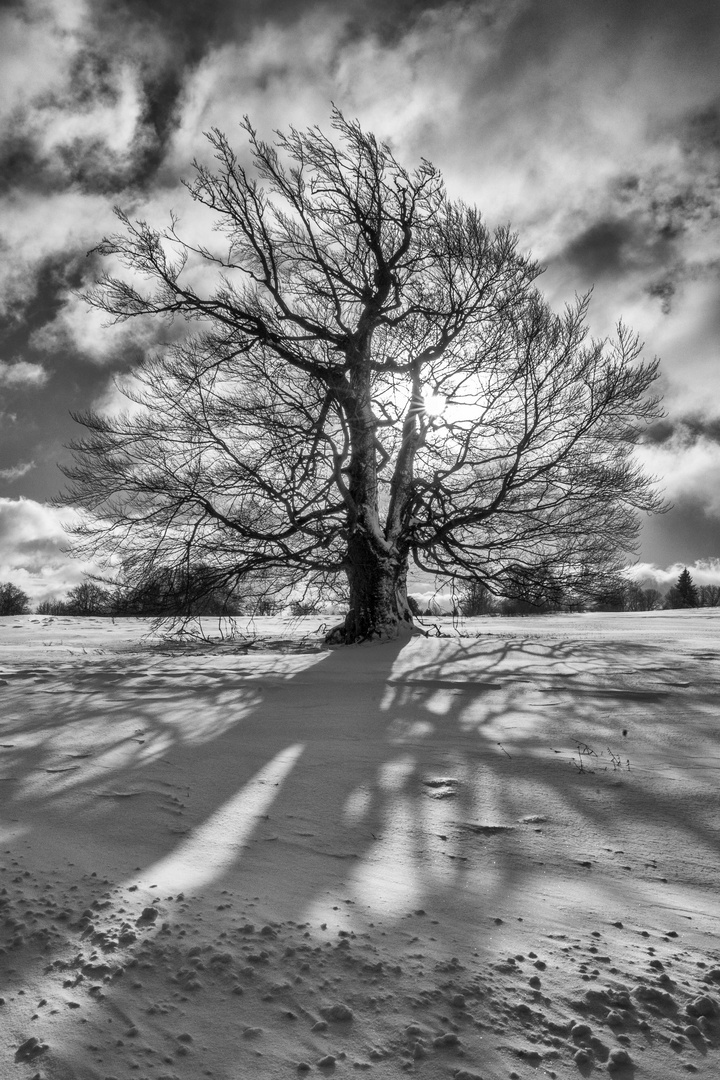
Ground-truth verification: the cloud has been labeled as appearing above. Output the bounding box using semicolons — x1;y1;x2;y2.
0;461;36;481
153;0;720;326
90;371;151;418
0;359;49;387
640;279;720;414
0;497;102;602
0;189;113;317
0;0;164;196
627;559;720;589
642;415;720;448
636;435;720;517
0;0;452;202
29;290;158;366
0;0;171;319
1;0;88;119
406;588;456;612
1;0;720;579
5;0;720;335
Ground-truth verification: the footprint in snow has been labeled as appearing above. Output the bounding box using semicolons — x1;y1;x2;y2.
423;778;459;799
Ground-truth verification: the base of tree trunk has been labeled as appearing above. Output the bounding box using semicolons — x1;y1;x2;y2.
324;611;416;645
324;584;416;644
325;536;416;645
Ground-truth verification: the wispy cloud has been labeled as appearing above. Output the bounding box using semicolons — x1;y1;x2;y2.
0;460;36;481
29;291;158;365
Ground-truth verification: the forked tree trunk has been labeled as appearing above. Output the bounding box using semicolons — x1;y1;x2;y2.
325;363;417;644
326;528;414;644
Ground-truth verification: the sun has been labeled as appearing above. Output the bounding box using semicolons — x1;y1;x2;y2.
421;387;447;418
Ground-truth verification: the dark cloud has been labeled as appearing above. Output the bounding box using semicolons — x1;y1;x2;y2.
95;0;444;51
642;415;720;448
0;260;64;337
0;364;114;503
682;102;720;157
550;94;720;308
639;498;720;567
560;220;634;280
495;0;720;76
641;419;676;447
638;101;720;308
0;129;153;197
555;215;677;285
0;251;92;336
0;130;44;196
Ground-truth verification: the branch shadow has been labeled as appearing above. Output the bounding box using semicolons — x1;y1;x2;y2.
1;618;719;1076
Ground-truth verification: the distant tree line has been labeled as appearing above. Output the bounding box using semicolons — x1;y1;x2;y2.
22;566;336;619
0;566;717;620
35;567;249;618
447;567;718;617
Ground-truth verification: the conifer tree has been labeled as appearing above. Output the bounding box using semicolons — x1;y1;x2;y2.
677;567;699;607
665;567;699;608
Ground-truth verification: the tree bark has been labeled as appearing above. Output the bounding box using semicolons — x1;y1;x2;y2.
327;528;413;643
323;346;416;644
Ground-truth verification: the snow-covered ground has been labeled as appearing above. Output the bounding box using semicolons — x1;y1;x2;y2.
1;610;719;1079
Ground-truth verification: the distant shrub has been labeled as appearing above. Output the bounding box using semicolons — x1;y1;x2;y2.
254;597;279;616
35;599;70;615
290;600;317;616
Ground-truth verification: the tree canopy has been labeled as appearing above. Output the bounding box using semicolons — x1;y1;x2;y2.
61;109;665;642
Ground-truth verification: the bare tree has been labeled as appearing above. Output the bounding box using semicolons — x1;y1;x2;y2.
698;584;720;608
64;581;112;616
624;582;663;611
0;582;31;616
459;581;497;617
626;583;664;609
641;587;662;610
61;110;665;643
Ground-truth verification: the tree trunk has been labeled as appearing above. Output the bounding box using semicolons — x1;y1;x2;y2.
327;528;414;644
325;348;416;644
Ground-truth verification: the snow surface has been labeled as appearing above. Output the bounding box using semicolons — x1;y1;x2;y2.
1;610;720;1079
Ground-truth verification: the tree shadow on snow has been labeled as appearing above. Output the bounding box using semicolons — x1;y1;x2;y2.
1;624;719;995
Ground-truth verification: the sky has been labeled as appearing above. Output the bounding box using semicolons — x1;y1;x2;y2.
1;0;719;601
